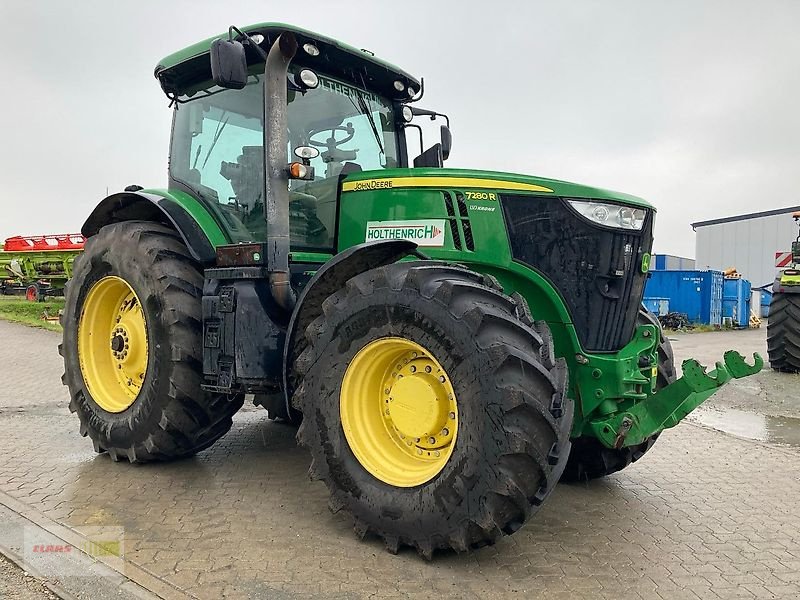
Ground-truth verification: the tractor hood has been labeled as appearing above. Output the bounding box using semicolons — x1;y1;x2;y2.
341;168;654;209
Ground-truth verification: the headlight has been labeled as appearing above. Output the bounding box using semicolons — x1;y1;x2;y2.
566;199;646;230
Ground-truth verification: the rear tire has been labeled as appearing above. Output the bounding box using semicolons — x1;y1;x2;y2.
767;290;800;372
561;308;676;482
293;262;573;557
60;221;243;462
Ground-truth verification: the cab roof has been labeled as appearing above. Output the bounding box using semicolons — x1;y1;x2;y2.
154;22;420;101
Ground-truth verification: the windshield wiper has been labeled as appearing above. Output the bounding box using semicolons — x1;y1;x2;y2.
351;91;384;156
201;113;230;169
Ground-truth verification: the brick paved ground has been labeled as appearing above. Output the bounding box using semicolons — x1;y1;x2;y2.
0;319;798;599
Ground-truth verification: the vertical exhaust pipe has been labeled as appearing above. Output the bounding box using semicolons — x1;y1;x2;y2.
263;33;298;311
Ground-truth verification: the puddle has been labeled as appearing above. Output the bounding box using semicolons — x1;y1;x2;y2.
689;406;800;448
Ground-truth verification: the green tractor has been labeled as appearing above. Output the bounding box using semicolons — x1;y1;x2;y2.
768;211;800;371
60;23;762;557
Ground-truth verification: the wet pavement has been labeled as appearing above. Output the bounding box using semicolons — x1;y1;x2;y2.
690;406;800;448
1;319;800;599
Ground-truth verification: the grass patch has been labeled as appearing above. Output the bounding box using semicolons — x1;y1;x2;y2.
0;296;64;332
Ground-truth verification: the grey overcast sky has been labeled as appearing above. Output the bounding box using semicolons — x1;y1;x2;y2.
1;1;798;257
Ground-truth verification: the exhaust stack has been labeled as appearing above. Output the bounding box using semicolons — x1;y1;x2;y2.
262;33;298;311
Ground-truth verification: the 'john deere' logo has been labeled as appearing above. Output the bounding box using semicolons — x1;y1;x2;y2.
365;220;447;247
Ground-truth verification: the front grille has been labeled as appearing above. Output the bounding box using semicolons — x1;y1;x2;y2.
501;195;653;352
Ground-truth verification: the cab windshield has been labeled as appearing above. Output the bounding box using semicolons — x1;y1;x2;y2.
170;73;401;249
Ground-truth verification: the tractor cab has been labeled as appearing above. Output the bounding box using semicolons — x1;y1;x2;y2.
157;23;441;251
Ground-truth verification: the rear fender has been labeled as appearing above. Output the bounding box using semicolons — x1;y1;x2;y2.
82;190;226;265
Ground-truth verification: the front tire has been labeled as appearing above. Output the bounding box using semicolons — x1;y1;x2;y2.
561;307;676;482
293;262;573;557
60;221;243;462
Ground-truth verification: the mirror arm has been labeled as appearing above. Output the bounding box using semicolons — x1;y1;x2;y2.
404;123;424;159
229;26;268;60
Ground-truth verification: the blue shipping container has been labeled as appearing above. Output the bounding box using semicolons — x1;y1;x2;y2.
722;278;751;328
644;270;723;325
642;297;670;316
760;289;772;318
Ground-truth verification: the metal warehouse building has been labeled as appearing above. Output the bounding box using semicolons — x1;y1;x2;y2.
693;206;800;289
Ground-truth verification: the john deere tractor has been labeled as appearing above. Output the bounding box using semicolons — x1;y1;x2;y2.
768;211;800;371
61;23;761;557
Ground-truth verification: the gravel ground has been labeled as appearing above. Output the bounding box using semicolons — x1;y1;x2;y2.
0;555;57;600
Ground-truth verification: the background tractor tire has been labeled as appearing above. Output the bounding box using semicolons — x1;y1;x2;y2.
560;307;676;482
60;221;243;462
26;283;41;302
292;262;573;557
767;291;800;372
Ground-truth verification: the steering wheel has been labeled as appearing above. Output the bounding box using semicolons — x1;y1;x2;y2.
309;123;356;155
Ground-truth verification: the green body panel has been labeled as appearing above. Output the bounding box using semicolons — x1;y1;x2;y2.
341;168;654;209
139;188;230;247
155;22;418;88
290;251;334;263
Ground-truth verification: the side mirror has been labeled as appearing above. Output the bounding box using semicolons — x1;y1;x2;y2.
440;125;452;161
210;39;248;89
413;143;443;168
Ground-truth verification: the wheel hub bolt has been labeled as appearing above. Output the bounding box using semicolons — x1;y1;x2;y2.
428;437;436;444
439;376;446;383
449;412;455;420
425;366;432;373
410;366;416;373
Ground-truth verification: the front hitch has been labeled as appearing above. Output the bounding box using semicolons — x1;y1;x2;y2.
589;351;763;449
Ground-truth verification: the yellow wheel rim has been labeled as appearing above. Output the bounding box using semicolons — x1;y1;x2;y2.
340;338;458;487
77;276;148;413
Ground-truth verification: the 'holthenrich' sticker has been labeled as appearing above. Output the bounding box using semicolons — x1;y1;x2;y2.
365;220;446;247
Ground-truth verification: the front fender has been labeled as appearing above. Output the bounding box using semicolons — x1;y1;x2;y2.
82;189;227;265
282;240;422;416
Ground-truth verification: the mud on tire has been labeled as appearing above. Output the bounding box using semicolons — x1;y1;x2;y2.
60;221;243;462
292;262;573;557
